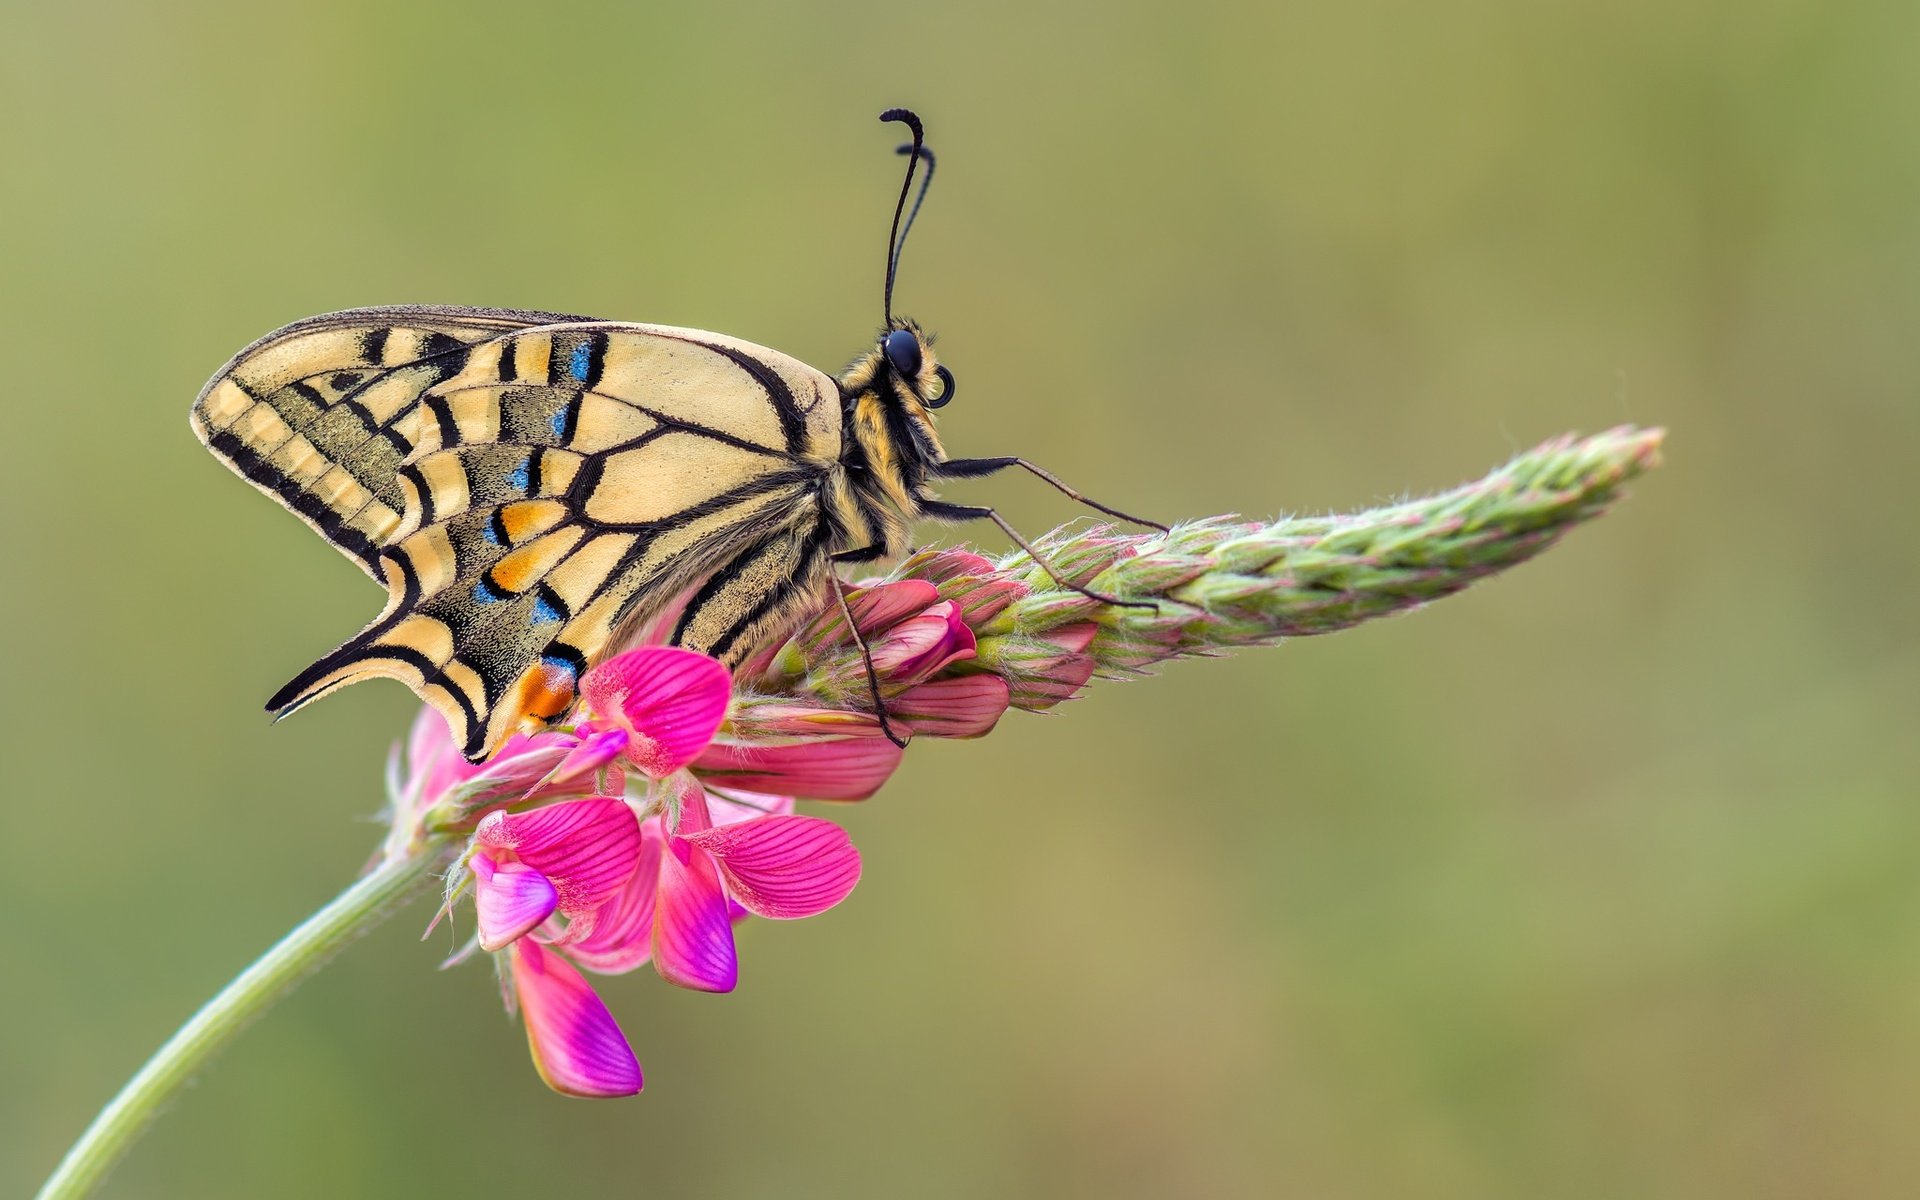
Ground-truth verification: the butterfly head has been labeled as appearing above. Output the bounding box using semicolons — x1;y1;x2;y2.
838;317;952;462
881;322;955;412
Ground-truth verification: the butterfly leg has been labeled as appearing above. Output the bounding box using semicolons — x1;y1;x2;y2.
932;457;1169;531
918;500;1159;611
828;574;911;749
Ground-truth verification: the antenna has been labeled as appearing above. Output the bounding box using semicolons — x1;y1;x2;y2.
890;143;936;291
879;108;932;323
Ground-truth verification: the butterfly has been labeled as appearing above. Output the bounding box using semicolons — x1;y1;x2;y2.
192;109;1160;763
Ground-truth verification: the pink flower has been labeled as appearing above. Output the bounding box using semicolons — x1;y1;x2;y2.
395;707;624;836
997;621;1099;710
719;577;1012;744
791;581;976;691
565;650;864;994
508;939;643;1099
470;797;642;951
579;647;737;780
433;646;875;1097
564;782;861;992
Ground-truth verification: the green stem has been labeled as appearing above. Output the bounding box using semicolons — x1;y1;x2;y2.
35;847;440;1200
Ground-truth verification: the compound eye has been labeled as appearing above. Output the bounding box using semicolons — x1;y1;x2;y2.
882;328;922;379
926;365;956;409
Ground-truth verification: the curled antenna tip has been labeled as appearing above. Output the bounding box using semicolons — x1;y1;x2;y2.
880;108;924;136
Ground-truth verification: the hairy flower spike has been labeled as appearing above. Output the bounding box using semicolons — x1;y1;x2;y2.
733;427;1663;728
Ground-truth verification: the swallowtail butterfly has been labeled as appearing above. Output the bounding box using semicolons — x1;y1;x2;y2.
192;110;1158;762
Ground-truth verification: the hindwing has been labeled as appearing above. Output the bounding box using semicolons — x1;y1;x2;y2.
194;306;848;760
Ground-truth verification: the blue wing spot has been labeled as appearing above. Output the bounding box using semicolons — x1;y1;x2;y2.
550;406;569;438
532;593;564;624
540;653;580;680
569;341;592;383
472;578;508;605
508;458;531;491
483;523;502;547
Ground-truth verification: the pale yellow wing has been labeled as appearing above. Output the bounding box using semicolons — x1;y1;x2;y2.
191;305;588;578
194;308;847;759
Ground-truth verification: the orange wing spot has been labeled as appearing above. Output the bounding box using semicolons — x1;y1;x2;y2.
507;659;578;730
489;526;584;594
499;499;567;543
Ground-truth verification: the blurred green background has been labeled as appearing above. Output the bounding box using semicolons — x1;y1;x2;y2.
4;1;1917;1196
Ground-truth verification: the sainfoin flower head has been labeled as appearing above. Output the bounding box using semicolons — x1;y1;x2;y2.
381;427;1667;1098
412;646;876;1097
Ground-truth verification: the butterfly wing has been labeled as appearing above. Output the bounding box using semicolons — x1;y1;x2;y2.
192;305;591;578
194;308;847;760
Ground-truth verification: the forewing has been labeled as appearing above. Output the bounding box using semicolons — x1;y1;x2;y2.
215;319;847;761
191;305;593;578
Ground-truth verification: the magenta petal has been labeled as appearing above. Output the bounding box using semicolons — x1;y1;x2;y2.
478;798;641;916
543;727;631;788
565;826;663;975
1039;621;1099;654
948;576;1028;626
1010;653;1097;709
706;788;795;827
652;837;738;992
694;737;903;801
471;732;578;792
580;648;733;777
407;705;467;803
794;580;941;652
510;940;642;1098
845;580;942;636
473;855;560;951
868;601;976;682
894;675;1012;738
905;548;997;583
686;815;861;919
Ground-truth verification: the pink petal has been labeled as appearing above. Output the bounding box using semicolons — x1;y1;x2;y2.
694;737;903;801
793;580;941;653
476;798;641;916
472;854;561;951
686;815;861;919
563;826;663;975
625;589;695;648
731;640;785;685
947;576;1028;626
652;836;737;992
894;675;1012;738
1005;621;1102;710
580;648;732;777
904;548;998;583
672;777;715;836
406;710;581;808
1038;621;1099;655
845;580;942;636
419;722;581;810
510;940;642;1098
705;788;795;827
543;726;631;789
868;601;976;682
1009;655;1097;709
406;705;466;803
